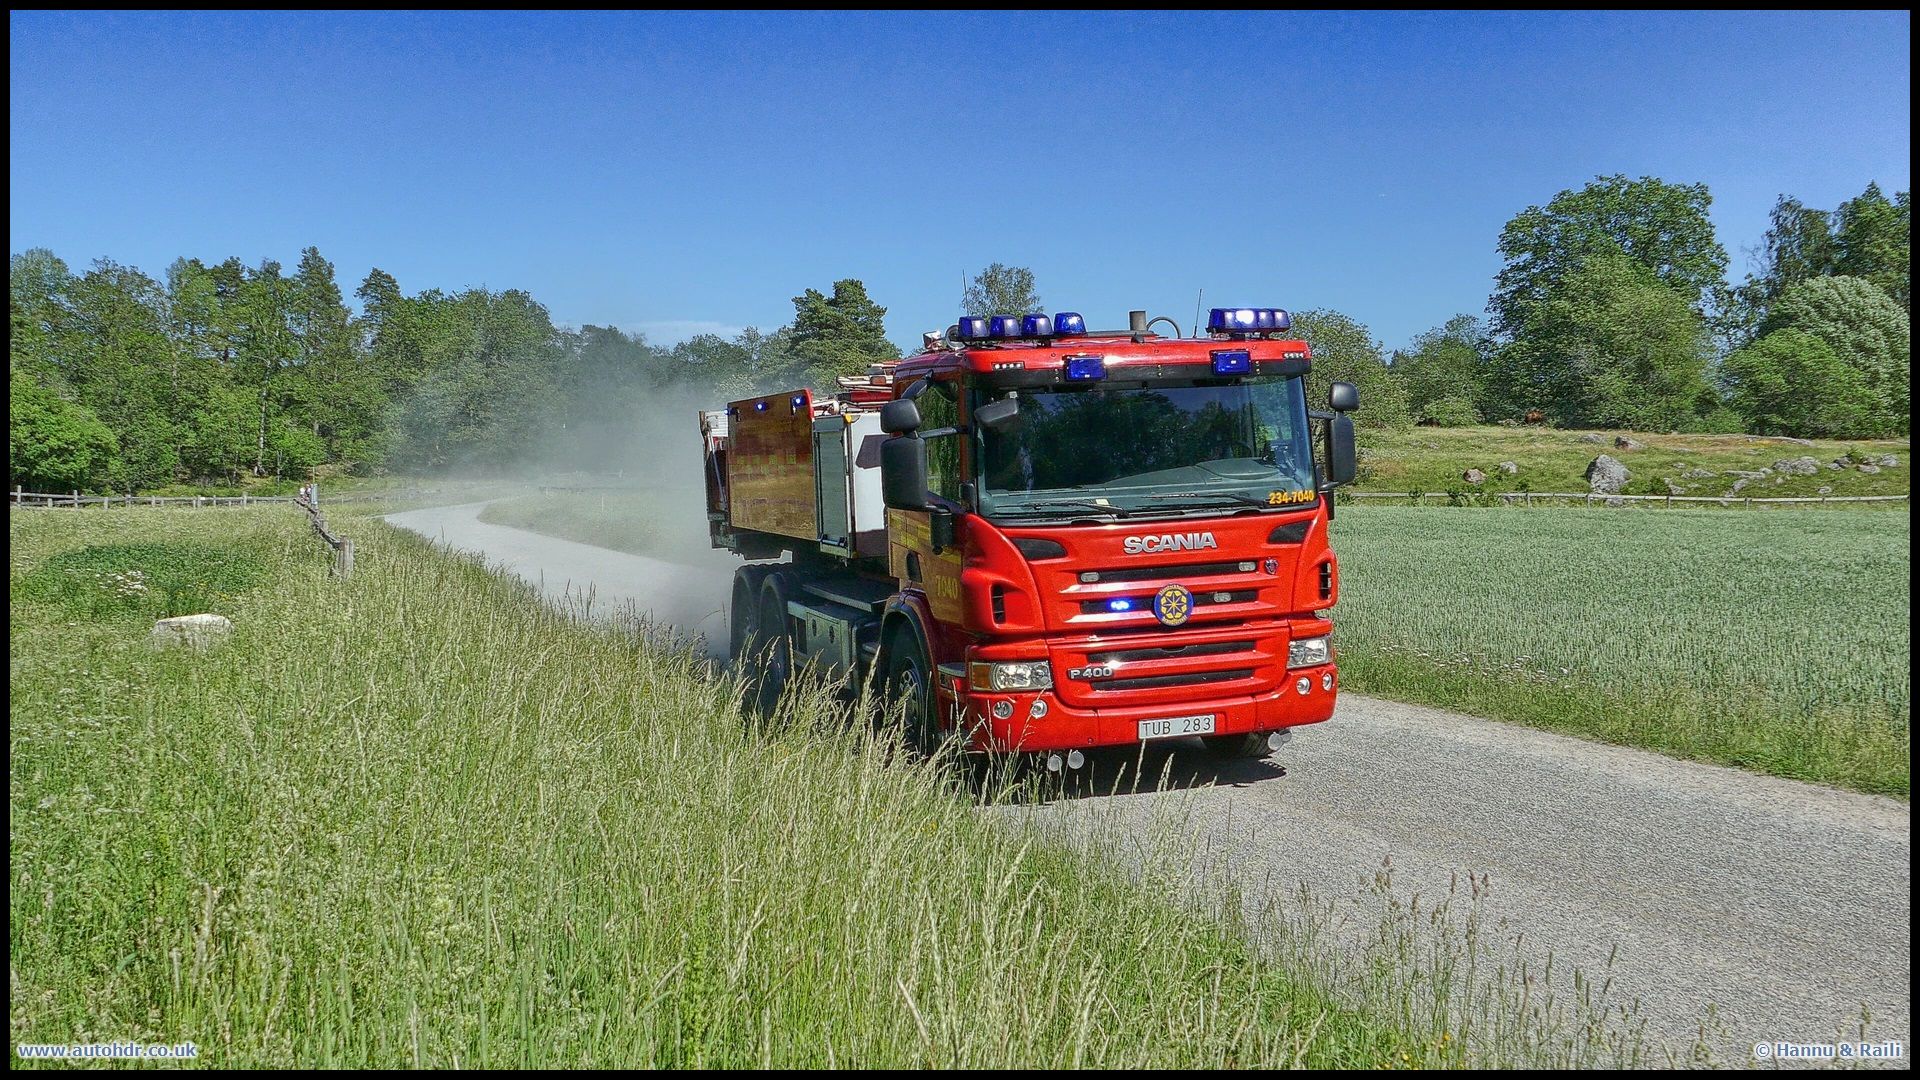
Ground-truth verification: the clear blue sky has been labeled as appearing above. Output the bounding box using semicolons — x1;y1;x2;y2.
9;11;1911;352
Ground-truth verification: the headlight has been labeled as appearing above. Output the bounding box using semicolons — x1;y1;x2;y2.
968;661;1053;692
1288;635;1331;669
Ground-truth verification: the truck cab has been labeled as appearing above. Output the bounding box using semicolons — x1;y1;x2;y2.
702;307;1358;770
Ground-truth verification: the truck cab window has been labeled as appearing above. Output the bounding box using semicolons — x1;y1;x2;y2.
918;381;962;504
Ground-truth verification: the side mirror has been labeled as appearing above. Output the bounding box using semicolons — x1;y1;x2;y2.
1329;381;1359;413
880;399;922;435
1327;413;1357;485
880;436;930;510
973;396;1020;430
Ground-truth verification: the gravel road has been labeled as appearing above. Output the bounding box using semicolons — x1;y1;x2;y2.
386;500;1911;1066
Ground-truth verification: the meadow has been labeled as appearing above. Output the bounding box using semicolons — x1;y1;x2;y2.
1356;425;1909;501
1330;506;1911;795
12;507;1671;1068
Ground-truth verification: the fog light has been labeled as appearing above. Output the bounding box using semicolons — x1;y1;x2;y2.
1046;753;1064;773
991;700;1014;720
1296;677;1311;695
1030;698;1049;718
1322;672;1334;691
1066;749;1085;770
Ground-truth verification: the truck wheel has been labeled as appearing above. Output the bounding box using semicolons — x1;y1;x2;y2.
749;573;796;711
882;631;939;756
728;564;773;664
1202;732;1275;759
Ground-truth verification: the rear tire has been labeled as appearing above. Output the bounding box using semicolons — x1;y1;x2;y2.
748;572;796;712
882;630;940;756
728;564;773;664
1202;732;1275;759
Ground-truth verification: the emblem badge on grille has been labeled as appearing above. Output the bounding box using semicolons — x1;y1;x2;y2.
1264;557;1279;575
1153;584;1193;627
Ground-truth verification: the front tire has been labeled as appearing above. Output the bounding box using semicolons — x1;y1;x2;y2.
882;630;940;756
728;564;773;664
1202;731;1277;759
747;572;795;712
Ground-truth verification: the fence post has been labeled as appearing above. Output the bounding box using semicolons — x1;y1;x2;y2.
336;538;354;579
72;489;79;509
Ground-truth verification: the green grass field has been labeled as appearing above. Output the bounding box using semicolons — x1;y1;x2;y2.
1330;506;1911;795
19;507;1681;1068
1356;426;1910;500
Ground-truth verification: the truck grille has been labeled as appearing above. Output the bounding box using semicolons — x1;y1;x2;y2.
1091;668;1255;693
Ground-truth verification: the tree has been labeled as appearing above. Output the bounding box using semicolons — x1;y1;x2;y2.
9;248;73;388
1721;329;1877;439
1392;314;1490;424
1289;308;1411;432
9;373;119;491
788;279;900;386
1833;183;1911;311
66;260;180;488
1763;276;1910;435
961;264;1042;318
1492;175;1728;336
1488;247;1712;431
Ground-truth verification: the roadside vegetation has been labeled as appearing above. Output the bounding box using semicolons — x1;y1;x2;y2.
16;507;1686;1068
1330;506;1911;796
1352;426;1909;501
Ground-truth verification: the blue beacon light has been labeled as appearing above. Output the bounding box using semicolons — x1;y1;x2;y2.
1064;355;1107;381
1053;312;1086;335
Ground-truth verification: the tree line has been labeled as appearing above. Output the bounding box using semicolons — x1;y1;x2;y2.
8;177;1909;492
1386;177;1909;439
10;251;899;492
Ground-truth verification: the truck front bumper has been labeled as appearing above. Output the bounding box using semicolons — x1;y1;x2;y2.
943;664;1338;753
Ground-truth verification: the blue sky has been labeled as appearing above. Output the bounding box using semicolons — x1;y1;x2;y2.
8;11;1911;352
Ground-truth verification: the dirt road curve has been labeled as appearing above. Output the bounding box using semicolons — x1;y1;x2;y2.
386;501;1911;1065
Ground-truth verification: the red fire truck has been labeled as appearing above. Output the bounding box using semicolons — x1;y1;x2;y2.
700;307;1358;772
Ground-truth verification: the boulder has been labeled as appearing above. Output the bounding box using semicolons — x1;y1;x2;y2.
1614;436;1646;451
1870;454;1899;467
1584;455;1630;494
1462;468;1487;485
1773;456;1820;477
1663;478;1688;495
1817;486;1834;495
150;613;232;650
1681;467;1717;479
1497;461;1519;475
1827;462;1845;471
1725;469;1770;480
1578;433;1606;445
1857;464;1882;474
1729;477;1754;495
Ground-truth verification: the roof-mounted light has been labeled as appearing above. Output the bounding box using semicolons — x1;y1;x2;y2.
989;315;1024;339
1208;307;1293;335
1064;355;1107;381
790;393;806;412
957;316;991;341
1021;314;1053;337
1053;311;1086;336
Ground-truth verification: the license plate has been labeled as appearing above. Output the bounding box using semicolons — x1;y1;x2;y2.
1138;714;1217;740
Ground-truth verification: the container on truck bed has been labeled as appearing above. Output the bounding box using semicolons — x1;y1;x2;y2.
700;307;1359;769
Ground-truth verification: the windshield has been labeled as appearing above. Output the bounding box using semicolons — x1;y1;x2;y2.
976;377;1317;520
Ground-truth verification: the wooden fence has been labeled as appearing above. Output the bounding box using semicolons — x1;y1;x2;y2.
295;492;354;578
11;487;397;509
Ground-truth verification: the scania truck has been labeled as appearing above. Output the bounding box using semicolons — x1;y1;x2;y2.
699;307;1358;771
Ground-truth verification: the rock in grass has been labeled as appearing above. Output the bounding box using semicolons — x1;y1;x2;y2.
1818;485;1834;495
1857;464;1882;474
1585;455;1630;494
1498;461;1519;474
1773;456;1820;477
1463;468;1486;485
1578;433;1606;444
1663;478;1688;495
1870;454;1899;467
1682;467;1717;479
150;613;232;650
1614;436;1646;451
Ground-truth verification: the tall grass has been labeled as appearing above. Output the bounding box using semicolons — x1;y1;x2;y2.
1330;506;1911;795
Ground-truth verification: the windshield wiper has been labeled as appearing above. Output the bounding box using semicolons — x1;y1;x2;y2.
1136;490;1272;509
999;498;1135;519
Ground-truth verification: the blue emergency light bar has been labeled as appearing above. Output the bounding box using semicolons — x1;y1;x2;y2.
1021;314;1053;337
1208;307;1293;334
989;315;1024;339
1053;311;1086;335
957;316;991;340
1064;355;1107;381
